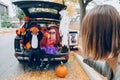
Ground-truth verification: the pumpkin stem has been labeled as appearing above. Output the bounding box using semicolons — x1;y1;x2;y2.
61;61;63;65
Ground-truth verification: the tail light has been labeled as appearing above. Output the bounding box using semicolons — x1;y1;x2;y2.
16;29;20;36
15;53;19;57
20;40;23;44
20;40;24;49
62;55;69;59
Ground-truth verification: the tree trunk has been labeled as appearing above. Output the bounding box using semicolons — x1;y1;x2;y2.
78;0;92;44
80;4;86;26
78;0;86;37
79;0;89;26
62;0;65;5
79;0;92;33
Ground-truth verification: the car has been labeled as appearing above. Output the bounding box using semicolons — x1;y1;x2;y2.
13;0;69;64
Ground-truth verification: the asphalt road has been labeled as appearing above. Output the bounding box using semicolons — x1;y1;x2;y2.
0;34;24;80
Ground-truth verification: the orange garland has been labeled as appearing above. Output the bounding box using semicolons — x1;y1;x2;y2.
23;16;30;21
20;27;26;35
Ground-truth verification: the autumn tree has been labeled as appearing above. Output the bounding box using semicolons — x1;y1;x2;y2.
53;0;78;18
16;8;25;21
1;13;12;28
53;0;93;24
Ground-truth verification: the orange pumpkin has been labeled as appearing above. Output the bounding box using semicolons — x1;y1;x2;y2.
24;42;31;50
60;41;62;47
30;27;39;34
44;32;49;38
58;41;62;49
20;27;26;35
23;16;30;21
55;62;68;78
16;28;21;35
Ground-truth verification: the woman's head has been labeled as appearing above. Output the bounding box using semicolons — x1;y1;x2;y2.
81;5;120;60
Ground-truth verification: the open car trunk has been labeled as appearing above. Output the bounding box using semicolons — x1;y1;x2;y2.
13;1;69;63
14;20;69;62
12;1;66;20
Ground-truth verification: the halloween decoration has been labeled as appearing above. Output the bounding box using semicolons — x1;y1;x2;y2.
23;16;30;21
30;27;39;34
43;27;60;54
20;27;26;35
24;42;31;50
13;0;69;66
24;27;43;68
57;40;62;50
56;62;68;78
59;9;70;46
44;32;49;38
16;29;21;36
41;27;60;69
30;27;39;49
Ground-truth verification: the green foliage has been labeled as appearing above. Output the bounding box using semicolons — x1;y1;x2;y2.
1;14;12;28
16;8;25;21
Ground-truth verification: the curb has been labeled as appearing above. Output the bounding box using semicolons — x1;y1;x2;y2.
73;53;102;80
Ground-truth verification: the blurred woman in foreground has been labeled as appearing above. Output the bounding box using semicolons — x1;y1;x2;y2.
79;4;120;80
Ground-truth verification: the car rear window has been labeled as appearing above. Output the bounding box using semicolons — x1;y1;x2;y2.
29;8;58;14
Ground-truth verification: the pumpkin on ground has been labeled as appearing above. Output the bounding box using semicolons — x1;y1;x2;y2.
55;62;68;78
